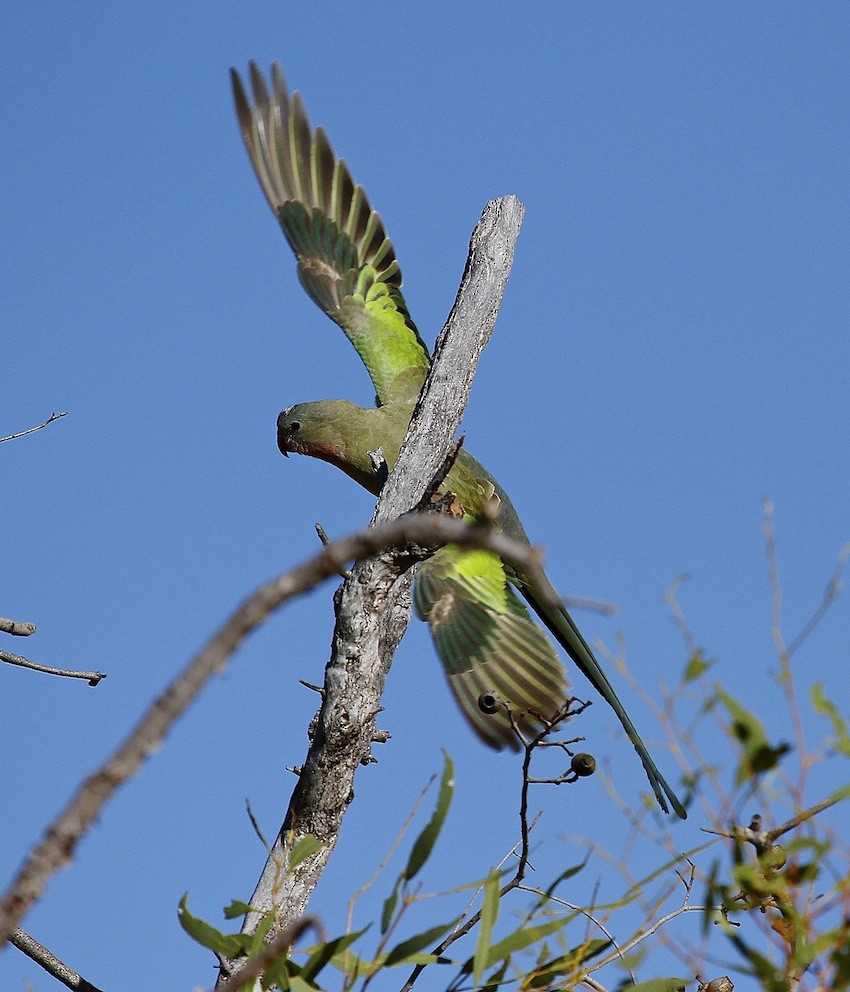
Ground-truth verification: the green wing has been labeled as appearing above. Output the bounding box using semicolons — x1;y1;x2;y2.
231;62;430;405
413;547;569;751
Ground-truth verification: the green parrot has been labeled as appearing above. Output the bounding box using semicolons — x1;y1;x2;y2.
231;62;687;819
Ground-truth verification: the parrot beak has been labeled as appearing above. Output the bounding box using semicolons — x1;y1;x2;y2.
276;408;291;457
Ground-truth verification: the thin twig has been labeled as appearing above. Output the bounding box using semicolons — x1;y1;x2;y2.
786;540;850;658
9;927;105;992
1;411;67;443
762;499;809;806
0;616;37;637
345;774;436;935
0;648;106;685
400;705;585;992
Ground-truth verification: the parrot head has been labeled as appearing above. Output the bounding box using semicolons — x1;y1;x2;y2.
276;400;388;494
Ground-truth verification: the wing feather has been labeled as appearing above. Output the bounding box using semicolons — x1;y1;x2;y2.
232;62;430;405
413;547;569;751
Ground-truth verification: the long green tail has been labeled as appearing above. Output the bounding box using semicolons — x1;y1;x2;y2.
522;589;687;819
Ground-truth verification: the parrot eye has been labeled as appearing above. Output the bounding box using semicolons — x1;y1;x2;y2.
289;420;301;433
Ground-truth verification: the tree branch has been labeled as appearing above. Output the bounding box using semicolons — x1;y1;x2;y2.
0;616;37;637
0;411;67;443
8;927;105;992
221;196;525;983
0;648;106;685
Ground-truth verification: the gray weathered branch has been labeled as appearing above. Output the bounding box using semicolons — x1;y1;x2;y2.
225;196;525;982
0;616;37;636
8;927;105;992
0;647;106;685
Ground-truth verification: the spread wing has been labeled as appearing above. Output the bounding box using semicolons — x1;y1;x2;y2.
231;62;430;406
413;547;569;751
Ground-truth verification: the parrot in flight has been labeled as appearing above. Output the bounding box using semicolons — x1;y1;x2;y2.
231;62;687;819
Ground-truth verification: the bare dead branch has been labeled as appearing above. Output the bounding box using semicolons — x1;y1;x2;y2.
377;197;525;525
1;411;67;444
230;197;526;965
0;648;106;685
0;616;37;636
8;927;105;992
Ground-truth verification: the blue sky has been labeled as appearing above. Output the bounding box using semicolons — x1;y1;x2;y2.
3;5;849;990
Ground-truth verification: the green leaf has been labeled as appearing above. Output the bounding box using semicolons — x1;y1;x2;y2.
383;918;459;968
727;932;786;991
684;648;712;682
715;685;790;784
483;916;570;969
300;929;368;984
289;834;322;870
473;871;501;988
812;682;850;757
542;856;590;900
288;976;319;992
481;959;509;992
380;877;400;934
403;752;454;881
324;940;371;980
831;934;850;991
223;899;255;920
177;894;245;958
259;955;297;991
244;909;276;960
529;938;610;984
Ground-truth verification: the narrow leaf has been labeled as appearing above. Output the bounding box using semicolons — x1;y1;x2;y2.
812;682;850;756
403;752;454;881
473;871;501;987
481;959;509;992
381;877;401;934
289;834;322;870
224;899;255;920
684;648;712;682
715;685;790;784
542;856;590;900
300;929;368;983
177;894;244;958
383;918;459;968
484;916;569;969
533;938;610;979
